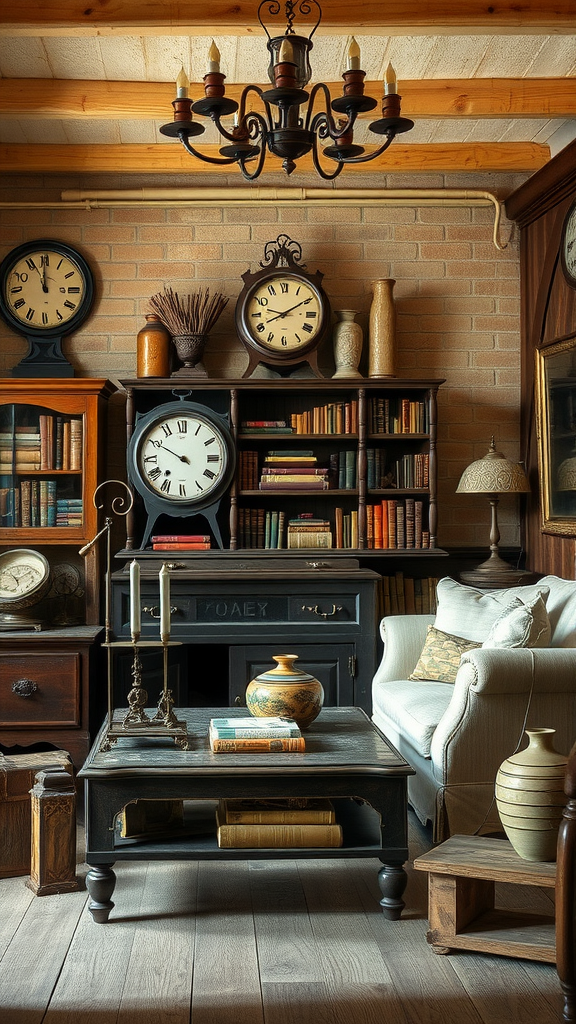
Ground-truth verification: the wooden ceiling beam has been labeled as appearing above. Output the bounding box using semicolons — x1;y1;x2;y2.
0;142;550;174
1;0;575;36
1;78;574;120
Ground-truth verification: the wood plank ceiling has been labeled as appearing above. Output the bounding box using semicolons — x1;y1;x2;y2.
0;0;575;177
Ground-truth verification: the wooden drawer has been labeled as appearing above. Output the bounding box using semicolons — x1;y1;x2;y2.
0;653;81;729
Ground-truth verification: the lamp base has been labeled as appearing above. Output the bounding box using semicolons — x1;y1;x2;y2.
459;568;538;590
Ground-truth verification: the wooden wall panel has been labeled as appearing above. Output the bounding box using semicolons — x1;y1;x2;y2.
506;140;576;578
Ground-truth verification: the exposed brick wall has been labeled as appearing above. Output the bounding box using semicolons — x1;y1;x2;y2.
0;172;527;551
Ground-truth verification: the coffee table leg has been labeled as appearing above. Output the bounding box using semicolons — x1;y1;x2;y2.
86;863;116;923
378;861;407;920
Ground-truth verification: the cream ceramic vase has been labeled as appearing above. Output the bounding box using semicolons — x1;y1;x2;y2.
245;654;324;730
495;728;568;861
368;279;396;378
332;310;363;378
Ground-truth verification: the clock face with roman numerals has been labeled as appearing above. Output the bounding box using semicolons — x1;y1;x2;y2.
245;274;323;352
129;402;235;516
0;240;93;338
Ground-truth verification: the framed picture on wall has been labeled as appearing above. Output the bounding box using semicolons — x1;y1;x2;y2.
535;333;576;535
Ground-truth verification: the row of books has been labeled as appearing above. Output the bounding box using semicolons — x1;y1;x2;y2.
0;416;83;471
389;452;430;490
290;400;359;436
238;508;285;549
0;482;83;527
380;573;439;616
369;397;429;435
366;498;430;549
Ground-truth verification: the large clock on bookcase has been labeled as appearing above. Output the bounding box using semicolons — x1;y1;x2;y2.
235;234;331;379
127;397;236;550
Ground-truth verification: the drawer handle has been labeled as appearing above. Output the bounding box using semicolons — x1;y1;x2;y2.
12;678;38;698
301;604;343;619
142;605;179;618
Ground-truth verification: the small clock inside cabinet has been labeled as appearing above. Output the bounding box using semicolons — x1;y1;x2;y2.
235;234;331;379
0;548;51;630
0;240;94;378
127;395;236;550
561;199;576;289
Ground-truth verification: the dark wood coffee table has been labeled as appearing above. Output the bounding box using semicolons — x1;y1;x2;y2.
78;706;414;923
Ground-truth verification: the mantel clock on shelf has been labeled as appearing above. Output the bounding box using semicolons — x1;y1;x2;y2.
127;394;236;550
235;234;331;378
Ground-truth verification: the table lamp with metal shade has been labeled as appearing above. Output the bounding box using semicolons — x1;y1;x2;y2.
457;438;531;588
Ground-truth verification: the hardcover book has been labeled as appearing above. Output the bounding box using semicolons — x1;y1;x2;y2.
218;798;336;825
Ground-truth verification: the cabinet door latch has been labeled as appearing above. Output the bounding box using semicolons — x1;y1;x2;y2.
348;656;357;678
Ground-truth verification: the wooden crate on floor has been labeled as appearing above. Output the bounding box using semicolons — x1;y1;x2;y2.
0;750;72;879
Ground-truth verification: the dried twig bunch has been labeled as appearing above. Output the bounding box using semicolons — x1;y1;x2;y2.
148;286;229;336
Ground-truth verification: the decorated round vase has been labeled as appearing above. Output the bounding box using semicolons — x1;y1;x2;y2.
332;310;363;379
171;333;209;377
245;654;324;730
495;728;568;862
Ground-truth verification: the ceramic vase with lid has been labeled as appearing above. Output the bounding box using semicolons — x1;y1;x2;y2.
495;728;568;861
332;310;363;378
368;279;396;378
245;654;324;730
136;315;171;377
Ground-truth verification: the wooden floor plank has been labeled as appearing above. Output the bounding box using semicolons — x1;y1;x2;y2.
249;859;326;984
191;860;264;1024
261;981;338;1024
0;886;88;1024
42;861;149;1024
0;874;36;959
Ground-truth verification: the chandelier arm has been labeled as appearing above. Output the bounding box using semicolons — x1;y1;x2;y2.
239;85;273;130
178;133;239;166
310;131;345;181
309;108;358;142
333;131;396;165
305;82;337;134
238;144;268;181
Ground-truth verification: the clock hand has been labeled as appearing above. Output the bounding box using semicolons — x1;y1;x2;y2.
160;445;191;464
34;261;49;294
265;298;313;323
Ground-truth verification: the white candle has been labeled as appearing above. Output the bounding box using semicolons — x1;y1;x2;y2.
384;62;397;95
208;40;221;74
347;37;361;71
129;559;141;638
159;563;170;639
176;67;190;98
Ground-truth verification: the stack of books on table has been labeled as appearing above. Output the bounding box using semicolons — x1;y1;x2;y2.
215;797;343;849
151;534;211;550
259;451;330;490
209;716;305;753
287;513;332;549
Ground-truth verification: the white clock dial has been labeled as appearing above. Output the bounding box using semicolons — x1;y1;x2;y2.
247;276;322;351
4;249;87;331
563;203;576;284
138;412;227;504
0;549;50;604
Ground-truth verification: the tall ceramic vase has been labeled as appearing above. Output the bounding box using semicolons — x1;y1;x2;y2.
332;310;363;379
495;728;568;861
136;315;171;378
369;279;396;378
245;654;324;730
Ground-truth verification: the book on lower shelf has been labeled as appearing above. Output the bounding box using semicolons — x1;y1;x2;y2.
215;807;343;849
218;798;336;824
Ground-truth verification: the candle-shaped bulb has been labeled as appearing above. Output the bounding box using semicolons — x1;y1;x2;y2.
159;563;171;639
347;36;361;71
277;36;295;64
176;67;190;99
208;39;221;73
129;559;141;638
233;112;239;127
384;61;397;95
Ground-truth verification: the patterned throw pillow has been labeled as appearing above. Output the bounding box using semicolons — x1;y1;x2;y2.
410;625;481;683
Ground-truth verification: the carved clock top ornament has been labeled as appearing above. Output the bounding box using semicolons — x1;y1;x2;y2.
235;234;331;378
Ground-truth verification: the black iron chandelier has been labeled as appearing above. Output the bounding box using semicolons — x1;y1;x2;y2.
159;0;414;181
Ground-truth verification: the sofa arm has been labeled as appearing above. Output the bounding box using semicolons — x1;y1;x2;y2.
459;647;576;695
373;614;435;687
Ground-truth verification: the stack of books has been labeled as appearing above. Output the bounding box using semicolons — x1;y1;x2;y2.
241;420;293;435
287;513;332;548
209;716;305;753
151;534;211;551
0;425;41;471
215;797;343;849
259;451;330;491
55;496;83;527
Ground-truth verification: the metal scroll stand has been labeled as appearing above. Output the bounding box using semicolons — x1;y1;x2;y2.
79;480;188;752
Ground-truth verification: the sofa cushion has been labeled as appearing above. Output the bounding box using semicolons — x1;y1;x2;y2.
410;625;481;682
481;593;551;649
535;576;576;647
433;577;551;644
372;678;454;757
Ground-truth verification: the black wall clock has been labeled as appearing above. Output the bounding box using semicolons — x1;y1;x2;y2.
235;234;331;378
127;396;236;550
561;200;576;288
0;239;94;377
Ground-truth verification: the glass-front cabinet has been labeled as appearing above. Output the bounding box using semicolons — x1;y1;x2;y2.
0;379;116;623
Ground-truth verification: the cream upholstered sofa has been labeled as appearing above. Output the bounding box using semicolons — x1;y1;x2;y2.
371;575;576;842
